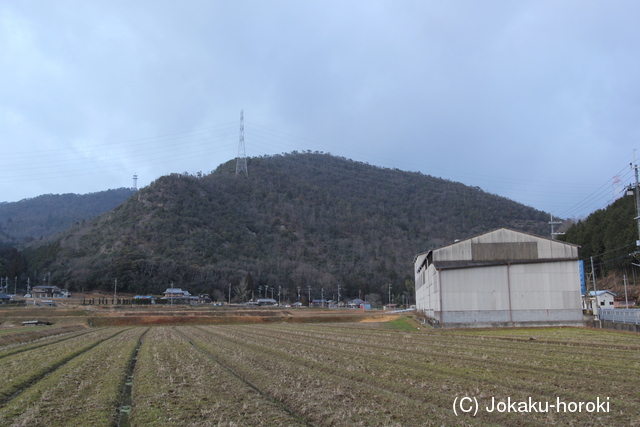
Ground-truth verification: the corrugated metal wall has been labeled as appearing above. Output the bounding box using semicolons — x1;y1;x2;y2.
415;229;582;327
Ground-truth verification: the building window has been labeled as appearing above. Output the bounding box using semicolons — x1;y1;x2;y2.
600;301;605;306
609;301;614;305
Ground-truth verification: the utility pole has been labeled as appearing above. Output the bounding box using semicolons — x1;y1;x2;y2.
591;256;598;318
114;278;117;304
228;283;231;305
623;274;629;309
236;110;248;176
549;214;564;239
388;284;392;305
14;277;16;295
308;285;311;307
278;285;281;306
633;153;640;248
337;284;341;306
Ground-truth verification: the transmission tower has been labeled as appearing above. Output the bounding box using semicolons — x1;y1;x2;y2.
132;173;138;191
236;110;248;176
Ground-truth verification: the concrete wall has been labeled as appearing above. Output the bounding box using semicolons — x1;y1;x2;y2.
589;319;640;333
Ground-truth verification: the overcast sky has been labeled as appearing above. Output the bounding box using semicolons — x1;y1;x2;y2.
2;1;639;220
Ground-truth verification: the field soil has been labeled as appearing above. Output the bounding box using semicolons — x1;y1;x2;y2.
0;300;400;329
0;322;637;426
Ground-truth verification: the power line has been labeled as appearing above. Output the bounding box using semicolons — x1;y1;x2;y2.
0;116;634;220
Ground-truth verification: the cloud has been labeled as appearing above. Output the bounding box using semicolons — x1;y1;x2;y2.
0;1;639;219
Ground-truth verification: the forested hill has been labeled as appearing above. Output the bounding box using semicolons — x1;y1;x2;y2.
26;152;549;302
0;188;135;244
558;193;640;299
558;193;638;263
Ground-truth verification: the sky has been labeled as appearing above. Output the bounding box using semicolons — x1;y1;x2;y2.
1;1;640;220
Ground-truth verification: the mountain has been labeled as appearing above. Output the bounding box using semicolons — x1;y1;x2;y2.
25;152;550;302
0;188;135;244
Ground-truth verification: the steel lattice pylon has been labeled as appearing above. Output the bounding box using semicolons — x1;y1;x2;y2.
236;110;248;176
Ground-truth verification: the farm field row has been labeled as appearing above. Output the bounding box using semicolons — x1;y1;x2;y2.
0;323;637;426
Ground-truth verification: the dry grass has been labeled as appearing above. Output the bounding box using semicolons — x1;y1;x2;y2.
0;327;145;426
0;323;637;426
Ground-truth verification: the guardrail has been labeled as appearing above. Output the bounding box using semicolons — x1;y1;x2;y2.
599;308;640;325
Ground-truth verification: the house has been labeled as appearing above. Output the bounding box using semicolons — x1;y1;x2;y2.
584;290;616;312
346;298;364;308
162;288;192;304
32;286;64;299
414;228;583;328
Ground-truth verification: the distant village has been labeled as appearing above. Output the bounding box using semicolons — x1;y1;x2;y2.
1;228;638;331
0;284;392;311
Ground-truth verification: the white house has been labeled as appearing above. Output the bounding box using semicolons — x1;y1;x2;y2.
584;290;616;312
414;228;583;328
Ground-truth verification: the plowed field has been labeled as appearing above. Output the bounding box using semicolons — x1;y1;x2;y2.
0;324;637;426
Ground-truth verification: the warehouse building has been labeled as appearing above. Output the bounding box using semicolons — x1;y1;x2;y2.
414;228;583;327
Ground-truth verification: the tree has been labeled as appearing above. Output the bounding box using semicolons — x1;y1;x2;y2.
364;293;381;308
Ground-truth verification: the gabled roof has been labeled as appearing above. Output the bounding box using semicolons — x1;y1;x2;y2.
0;292;10;299
416;228;579;270
32;285;62;291
434;227;579;252
587;290;616;297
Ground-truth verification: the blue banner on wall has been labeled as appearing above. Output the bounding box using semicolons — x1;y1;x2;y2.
579;260;586;294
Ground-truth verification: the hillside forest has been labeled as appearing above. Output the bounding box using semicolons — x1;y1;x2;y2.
14;152;552;304
559;193;640;300
0;188;134;244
